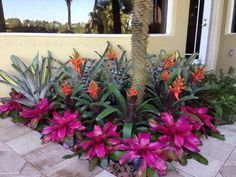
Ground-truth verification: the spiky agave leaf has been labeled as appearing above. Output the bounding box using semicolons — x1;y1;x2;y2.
0;52;66;107
10;55;28;73
0;69;19;86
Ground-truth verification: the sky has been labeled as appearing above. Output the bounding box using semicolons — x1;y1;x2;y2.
3;0;94;23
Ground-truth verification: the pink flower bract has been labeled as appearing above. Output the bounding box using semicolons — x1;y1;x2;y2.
0;92;23;114
42;109;85;143
181;106;218;132
81;121;120;159
149;112;200;158
19;98;53;127
116;132;168;176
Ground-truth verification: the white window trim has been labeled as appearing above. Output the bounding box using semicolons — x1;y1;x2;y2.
166;0;174;34
227;0;236;34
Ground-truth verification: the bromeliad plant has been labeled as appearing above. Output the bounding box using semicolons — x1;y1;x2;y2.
193;67;236;125
42;109;85;146
145;50;204;113
0;52;65;108
0;44;228;177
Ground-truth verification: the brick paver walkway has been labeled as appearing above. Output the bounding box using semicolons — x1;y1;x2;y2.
0;118;236;177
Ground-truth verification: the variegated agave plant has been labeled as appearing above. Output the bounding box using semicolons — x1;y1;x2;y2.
0;52;65;107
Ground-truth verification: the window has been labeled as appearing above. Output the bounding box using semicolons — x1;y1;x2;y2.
149;0;169;34
1;0;172;34
231;0;236;33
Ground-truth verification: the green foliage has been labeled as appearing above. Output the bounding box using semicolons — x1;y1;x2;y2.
145;50;202;113
6;18;86;33
88;0;132;34
101;45;132;90
0;52;65;107
51;42;133;130
0;44;232;177
195;67;236;125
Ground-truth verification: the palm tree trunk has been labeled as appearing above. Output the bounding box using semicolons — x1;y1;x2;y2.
111;0;121;34
0;0;6;32
66;0;72;32
131;0;152;103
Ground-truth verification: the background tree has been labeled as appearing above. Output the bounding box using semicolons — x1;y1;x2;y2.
111;0;121;33
6;18;22;32
0;0;6;32
88;0;133;34
65;0;72;32
87;0;98;33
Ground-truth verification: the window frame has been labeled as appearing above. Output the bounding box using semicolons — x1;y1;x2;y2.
228;0;236;34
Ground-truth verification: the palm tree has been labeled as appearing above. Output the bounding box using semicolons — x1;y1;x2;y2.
0;0;6;32
65;0;72;32
111;0;121;33
131;0;152;102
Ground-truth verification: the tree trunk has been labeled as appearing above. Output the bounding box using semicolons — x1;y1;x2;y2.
66;0;72;32
111;0;121;34
153;0;156;23
131;0;152;103
0;0;6;32
89;0;98;33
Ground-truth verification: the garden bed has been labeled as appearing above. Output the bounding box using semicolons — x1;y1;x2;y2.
0;42;236;177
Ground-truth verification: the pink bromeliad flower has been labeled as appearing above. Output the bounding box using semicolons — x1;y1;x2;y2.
81;121;120;159
115;132;169;177
0;92;23;114
19;98;53;128
149;112;200;158
42;109;85;143
180;106;218;132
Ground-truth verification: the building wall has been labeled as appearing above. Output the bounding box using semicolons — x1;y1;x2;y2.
0;0;190;97
217;0;236;73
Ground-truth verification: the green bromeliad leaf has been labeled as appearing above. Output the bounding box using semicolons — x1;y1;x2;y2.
107;83;127;113
100;157;109;169
123;122;133;138
191;153;208;165
147;167;159;177
96;107;120;121
110;151;124;161
89;157;99;171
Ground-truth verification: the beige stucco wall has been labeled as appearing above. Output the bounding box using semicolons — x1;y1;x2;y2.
0;0;190;97
217;0;236;73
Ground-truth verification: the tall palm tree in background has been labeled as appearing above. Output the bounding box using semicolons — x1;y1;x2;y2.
0;0;6;32
111;0;121;33
65;0;72;32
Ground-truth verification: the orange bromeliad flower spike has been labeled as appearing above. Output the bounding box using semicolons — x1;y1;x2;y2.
163;53;176;70
87;80;100;100
61;82;72;97
70;58;82;75
161;70;169;81
192;66;205;83
106;48;118;60
127;85;138;98
169;76;185;100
